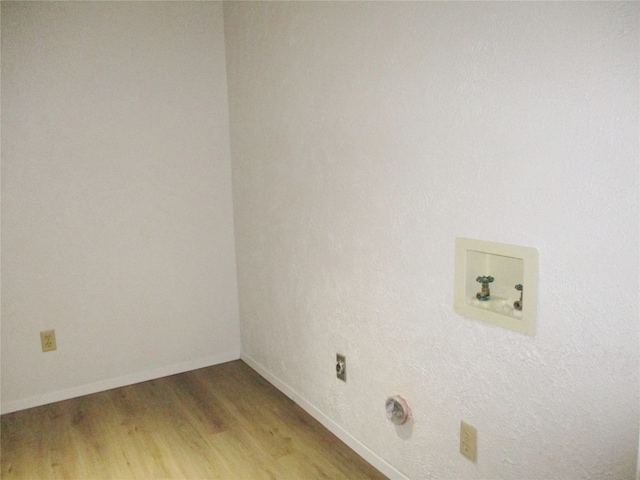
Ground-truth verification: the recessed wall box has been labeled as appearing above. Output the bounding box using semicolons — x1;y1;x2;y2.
454;238;538;336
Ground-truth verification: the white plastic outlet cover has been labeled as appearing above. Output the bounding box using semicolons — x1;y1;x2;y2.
454;237;538;336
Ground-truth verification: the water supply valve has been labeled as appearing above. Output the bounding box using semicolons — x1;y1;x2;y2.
475;275;494;301
514;284;523;310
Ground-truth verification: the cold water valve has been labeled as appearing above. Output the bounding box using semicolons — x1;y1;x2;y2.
513;284;523;311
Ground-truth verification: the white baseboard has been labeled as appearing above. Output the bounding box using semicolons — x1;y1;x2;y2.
241;353;409;480
1;350;240;414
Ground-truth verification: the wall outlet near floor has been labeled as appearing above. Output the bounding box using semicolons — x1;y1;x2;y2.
40;330;57;352
336;354;346;381
460;421;477;462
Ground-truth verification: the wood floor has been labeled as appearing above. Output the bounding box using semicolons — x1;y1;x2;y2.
1;360;387;479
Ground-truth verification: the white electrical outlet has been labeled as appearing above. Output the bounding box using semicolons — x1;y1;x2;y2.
460;421;477;462
40;330;57;352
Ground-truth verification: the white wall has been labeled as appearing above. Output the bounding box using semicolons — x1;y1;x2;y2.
1;1;240;412
224;2;639;479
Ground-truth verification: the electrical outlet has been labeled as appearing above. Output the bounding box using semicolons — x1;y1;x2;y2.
40;330;57;352
336;354;346;381
460;421;477;462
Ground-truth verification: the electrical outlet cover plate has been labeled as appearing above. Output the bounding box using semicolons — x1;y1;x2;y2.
454;237;538;336
460;421;477;462
40;330;57;352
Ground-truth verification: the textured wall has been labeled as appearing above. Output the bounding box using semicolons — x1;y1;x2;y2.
225;2;639;479
1;2;240;412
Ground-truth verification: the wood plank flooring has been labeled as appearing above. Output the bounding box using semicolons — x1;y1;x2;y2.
1;360;387;479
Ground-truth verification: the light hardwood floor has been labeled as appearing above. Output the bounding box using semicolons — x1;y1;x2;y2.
1;360;387;479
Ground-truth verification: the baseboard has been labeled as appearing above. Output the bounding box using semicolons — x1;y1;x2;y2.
1;350;240;414
241;353;409;480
